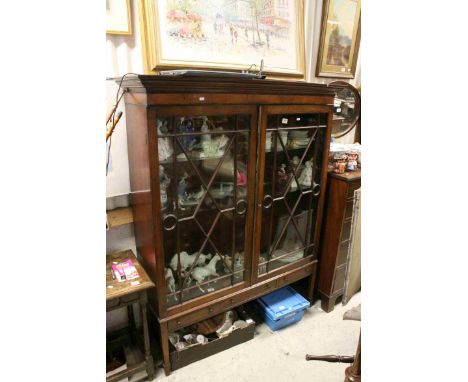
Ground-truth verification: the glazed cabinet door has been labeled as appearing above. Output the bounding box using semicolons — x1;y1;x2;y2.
152;105;257;312
253;105;331;283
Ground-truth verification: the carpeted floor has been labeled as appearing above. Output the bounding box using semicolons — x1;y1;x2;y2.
130;292;361;382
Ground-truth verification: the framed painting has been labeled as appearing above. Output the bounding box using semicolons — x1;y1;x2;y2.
316;0;360;78
138;0;306;78
107;0;132;35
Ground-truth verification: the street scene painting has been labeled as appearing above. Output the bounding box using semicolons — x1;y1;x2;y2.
155;0;304;76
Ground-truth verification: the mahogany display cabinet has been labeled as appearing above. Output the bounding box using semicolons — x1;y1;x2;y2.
317;170;361;312
120;75;335;375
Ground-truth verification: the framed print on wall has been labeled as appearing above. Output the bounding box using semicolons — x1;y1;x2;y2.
107;0;132;35
138;0;306;78
316;0;360;78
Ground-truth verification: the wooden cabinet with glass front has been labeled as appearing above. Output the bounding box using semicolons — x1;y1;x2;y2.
120;74;335;375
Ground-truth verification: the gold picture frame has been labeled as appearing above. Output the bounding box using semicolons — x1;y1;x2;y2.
138;0;306;78
107;0;132;35
316;0;360;78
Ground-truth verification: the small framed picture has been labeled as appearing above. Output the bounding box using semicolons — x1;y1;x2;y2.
106;0;132;35
316;0;361;78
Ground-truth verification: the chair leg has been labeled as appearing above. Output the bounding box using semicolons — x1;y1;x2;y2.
344;332;361;382
306;355;354;363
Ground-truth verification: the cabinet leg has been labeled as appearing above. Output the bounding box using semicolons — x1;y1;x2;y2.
159;321;171;376
140;294;155;381
306;272;317;303
321;295;337;313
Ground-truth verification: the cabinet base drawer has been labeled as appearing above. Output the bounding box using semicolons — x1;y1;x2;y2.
166;261;317;331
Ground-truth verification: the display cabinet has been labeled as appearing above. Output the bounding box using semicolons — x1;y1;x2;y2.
317;170;361;312
121;75;334;374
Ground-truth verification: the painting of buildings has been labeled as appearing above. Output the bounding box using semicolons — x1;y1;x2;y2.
155;0;304;76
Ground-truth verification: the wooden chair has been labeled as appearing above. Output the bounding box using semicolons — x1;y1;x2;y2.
306;304;361;382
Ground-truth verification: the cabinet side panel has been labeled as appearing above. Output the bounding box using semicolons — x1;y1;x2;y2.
124;103;157;292
317;177;348;295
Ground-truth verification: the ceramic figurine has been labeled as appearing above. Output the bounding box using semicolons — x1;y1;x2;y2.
237;171;247;187
298;160;313;187
178;172;188;199
265;131;272;151
191;254;221;284
200;116;211;144
224;252;244;272
200;133;229;158
180;186;204;206
291;156;301;169
164;267;176;293
258;256;267;274
333;154;348;174
290;174;298;191
169;251;213;272
157;120;173;161
278;130;288;150
159;165;170;208
216;310;237;337
196;334;208;345
216;134;229;152
177;118;197;159
276;163;289;192
200;138;218;158
346;152;359;172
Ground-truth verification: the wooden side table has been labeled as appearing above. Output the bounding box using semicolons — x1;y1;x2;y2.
106;250;155;382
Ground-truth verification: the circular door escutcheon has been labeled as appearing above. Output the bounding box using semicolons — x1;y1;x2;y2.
263;194;273;209
162;214;178;231
312;183;321;196
236;199;247;215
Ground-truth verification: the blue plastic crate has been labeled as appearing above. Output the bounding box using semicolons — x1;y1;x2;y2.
256;286;310;331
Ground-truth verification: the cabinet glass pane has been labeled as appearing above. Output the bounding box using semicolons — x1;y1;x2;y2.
259;113;327;275
156;114;251;306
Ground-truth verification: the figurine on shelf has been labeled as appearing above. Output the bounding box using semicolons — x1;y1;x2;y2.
346;151;359;172
291;156;301;170
290;173;298;191
276;163;289;192
191;254;221;284
157;119;173;162
169;251;213;272
224;252;244;272
278;130;288;150
180;186;204;207
265;131;272;151
200;116;211;144
333;154;348;174
177;118;197;159
237;171;247;187
159;165;170;209
298;160;313;187
199;132;229;159
178;172;188;199
232;252;244;271
216;134;229;152
165;267;176;293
